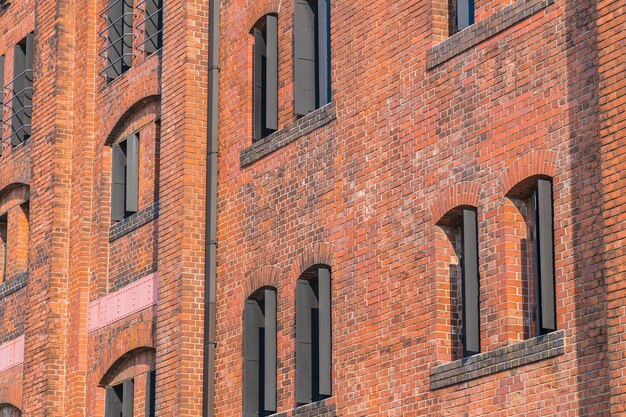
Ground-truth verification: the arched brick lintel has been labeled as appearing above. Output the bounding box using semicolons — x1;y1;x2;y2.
242;265;281;301
0;382;22;410
244;0;281;34
103;94;161;146
0;160;30;197
289;242;335;280
499;150;557;197
429;182;481;225
96;320;155;386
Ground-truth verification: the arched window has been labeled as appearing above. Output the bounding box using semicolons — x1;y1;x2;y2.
0;185;30;284
0;404;22;417
437;206;480;357
102;348;156;417
251;14;278;141
296;265;331;405
506;176;556;338
529;178;556;335
243;287;277;417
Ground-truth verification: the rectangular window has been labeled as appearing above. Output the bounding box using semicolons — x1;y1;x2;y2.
294;0;330;116
452;0;474;34
111;134;139;221
530;179;556;335
106;0;133;80
144;0;163;54
461;208;480;356
12;33;34;145
253;15;278;141
105;379;134;417
296;266;331;405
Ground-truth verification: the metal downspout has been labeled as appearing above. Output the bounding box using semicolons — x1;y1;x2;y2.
203;0;220;414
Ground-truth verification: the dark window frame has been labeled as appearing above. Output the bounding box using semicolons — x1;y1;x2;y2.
105;0;133;81
141;0;163;55
11;33;34;146
252;14;278;142
105;378;134;417
529;178;556;336
111;133;140;221
296;265;331;405
450;0;474;35
294;0;330;116
243;287;277;417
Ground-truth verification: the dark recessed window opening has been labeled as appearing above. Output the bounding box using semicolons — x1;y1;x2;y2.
243;288;277;417
111;134;139;221
106;0;133;80
11;33;34;146
296;265;331;405
460;208;480;357
294;0;330;116
0;213;6;284
450;0;474;34
252;15;278;141
142;0;163;54
528;178;556;336
105;378;134;417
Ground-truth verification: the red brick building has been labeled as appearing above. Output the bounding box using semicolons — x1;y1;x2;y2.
0;0;623;415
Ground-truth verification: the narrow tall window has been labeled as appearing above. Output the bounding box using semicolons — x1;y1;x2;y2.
0;213;7;284
243;288;277;417
296;266;331;405
252;15;278;141
451;0;474;34
106;0;133;80
461;208;480;356
12;33;34;145
111;134;139;221
105;378;134;417
529;178;556;335
0;55;5;145
143;0;163;54
294;0;330;116
145;370;156;417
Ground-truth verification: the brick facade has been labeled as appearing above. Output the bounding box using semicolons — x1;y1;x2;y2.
0;0;622;416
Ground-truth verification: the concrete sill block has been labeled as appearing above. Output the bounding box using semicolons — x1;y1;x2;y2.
430;330;565;390
240;102;336;167
426;0;555;69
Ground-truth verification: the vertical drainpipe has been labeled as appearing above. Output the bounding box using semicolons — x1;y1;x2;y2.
203;0;220;414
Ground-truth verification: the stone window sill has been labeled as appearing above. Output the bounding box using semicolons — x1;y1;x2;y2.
270;398;336;417
240;102;336;167
109;201;159;242
426;0;554;70
430;330;565;390
0;272;28;299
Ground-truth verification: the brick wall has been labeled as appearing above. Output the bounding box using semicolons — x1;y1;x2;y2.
0;0;621;416
214;0;617;416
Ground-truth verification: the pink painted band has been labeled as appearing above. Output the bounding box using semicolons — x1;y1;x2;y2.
0;335;25;373
88;273;158;332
